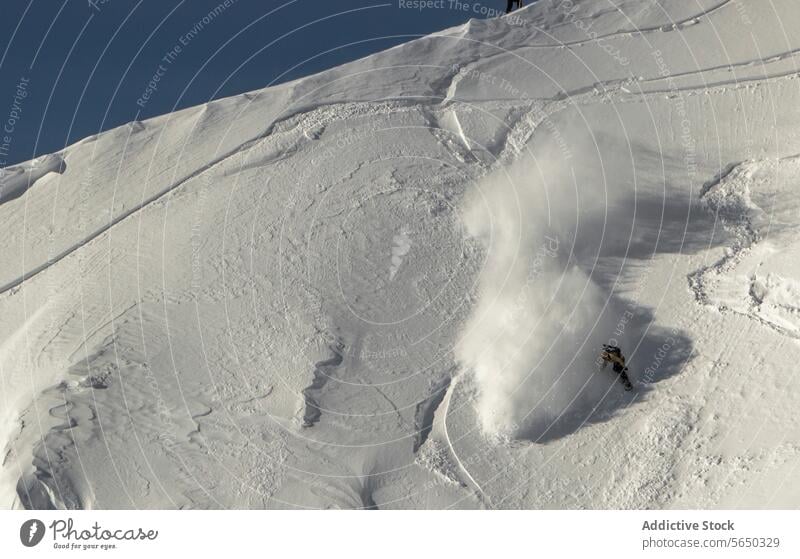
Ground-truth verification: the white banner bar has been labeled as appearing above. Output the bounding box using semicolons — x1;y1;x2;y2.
1;510;797;558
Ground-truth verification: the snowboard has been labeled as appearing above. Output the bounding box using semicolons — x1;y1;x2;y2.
618;369;633;391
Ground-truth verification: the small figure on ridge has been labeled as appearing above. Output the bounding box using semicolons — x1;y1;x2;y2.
506;0;523;14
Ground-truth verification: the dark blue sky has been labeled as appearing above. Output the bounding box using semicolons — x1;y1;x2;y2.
0;0;514;167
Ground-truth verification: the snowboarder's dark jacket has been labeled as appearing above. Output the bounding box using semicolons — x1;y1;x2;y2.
601;346;627;373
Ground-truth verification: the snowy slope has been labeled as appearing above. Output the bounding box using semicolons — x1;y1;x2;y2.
3;0;800;509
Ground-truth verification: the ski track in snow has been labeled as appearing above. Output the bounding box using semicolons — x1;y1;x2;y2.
440;374;492;508
526;0;735;51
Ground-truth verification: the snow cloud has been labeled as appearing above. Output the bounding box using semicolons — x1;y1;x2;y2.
456;133;626;440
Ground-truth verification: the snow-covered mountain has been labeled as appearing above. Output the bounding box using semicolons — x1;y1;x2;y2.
3;0;800;509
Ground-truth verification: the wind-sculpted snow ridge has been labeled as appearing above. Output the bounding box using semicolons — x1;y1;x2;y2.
689;162;765;306
0;154;65;204
456;133;629;440
690;157;800;338
302;342;345;427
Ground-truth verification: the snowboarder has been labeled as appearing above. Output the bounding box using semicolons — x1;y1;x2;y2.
600;344;633;391
506;0;523;13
